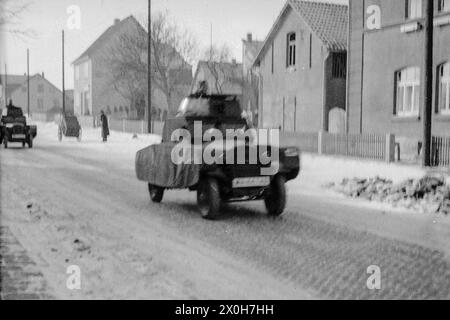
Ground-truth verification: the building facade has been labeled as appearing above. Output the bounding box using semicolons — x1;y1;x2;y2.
348;0;450;157
253;0;348;132
1;73;73;119
73;16;192;121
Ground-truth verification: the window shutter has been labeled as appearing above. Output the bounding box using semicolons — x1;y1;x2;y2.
394;72;398;115
405;0;410;19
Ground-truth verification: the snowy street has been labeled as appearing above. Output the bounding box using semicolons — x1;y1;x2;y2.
1;122;450;299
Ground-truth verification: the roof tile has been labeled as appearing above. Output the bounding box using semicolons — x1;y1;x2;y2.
289;0;348;52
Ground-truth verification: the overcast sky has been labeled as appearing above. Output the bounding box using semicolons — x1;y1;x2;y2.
1;0;348;90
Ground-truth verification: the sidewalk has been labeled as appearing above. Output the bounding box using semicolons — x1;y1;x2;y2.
0;226;53;300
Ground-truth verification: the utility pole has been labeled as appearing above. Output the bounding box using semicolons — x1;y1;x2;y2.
4;64;7;108
422;0;434;167
147;0;152;133
27;49;30;117
210;22;213;60
62;30;66;115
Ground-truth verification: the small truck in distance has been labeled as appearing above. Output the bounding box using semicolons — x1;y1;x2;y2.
0;104;37;149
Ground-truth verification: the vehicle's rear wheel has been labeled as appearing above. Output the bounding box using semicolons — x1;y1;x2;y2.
197;177;221;220
264;175;286;216
148;183;164;203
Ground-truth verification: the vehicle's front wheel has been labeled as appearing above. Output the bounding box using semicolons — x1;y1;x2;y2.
264;175;286;216
148;183;164;203
197;177;221;220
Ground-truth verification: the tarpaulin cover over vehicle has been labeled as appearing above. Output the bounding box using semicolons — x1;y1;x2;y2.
135;143;201;188
62;115;80;137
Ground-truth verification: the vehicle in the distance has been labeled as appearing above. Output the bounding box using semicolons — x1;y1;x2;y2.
135;94;300;219
58;113;82;142
0;104;37;149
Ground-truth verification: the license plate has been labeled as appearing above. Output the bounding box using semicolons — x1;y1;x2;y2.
12;134;26;139
232;177;270;188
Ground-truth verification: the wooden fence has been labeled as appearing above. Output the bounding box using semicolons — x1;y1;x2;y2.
431;136;450;167
109;119;164;136
279;131;395;162
321;132;392;161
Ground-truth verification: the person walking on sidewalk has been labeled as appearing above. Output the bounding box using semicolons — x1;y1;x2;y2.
100;110;109;142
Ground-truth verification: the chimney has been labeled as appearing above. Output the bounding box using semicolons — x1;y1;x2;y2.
114;18;120;25
247;33;253;42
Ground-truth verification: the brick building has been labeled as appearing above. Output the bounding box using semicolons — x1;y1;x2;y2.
347;0;450;158
253;0;348;132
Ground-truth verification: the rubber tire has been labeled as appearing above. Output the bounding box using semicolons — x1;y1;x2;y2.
148;183;164;203
28;136;33;148
197;177;221;220
264;175;286;216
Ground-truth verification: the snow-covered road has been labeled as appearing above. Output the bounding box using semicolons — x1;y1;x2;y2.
1;122;449;299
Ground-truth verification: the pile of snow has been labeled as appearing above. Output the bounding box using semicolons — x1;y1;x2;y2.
327;175;450;215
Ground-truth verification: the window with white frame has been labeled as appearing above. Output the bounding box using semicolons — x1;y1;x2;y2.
438;0;450;12
438;63;450;114
84;62;89;77
406;0;422;19
286;32;296;67
395;67;420;117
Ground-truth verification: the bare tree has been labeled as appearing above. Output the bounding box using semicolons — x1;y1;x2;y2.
105;12;197;118
201;44;243;94
0;0;34;38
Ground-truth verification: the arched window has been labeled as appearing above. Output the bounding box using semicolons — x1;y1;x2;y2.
438;62;450;114
395;67;420;117
286;32;296;67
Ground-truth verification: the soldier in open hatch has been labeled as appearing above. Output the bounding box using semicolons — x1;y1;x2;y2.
6;99;23;118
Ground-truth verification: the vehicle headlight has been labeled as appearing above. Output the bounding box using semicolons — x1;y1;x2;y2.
284;147;299;157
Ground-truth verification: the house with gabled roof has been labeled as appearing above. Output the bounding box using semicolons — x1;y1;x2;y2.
190;60;243;97
72;16;145;118
73;15;192;121
0;73;73;118
253;0;348;132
